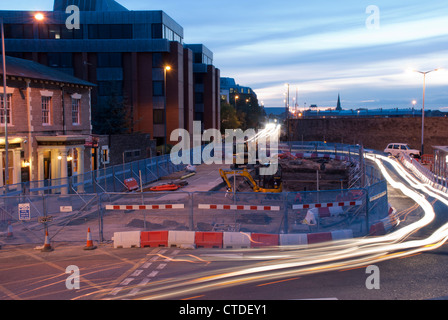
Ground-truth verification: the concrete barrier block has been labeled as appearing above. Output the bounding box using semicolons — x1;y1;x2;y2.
223;232;252;249
168;231;196;248
112;231;141;249
279;234;308;246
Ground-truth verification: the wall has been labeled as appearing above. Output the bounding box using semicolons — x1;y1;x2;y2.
290;117;448;155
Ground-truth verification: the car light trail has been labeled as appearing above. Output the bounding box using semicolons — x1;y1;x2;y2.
105;153;448;300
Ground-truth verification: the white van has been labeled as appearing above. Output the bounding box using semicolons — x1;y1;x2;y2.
384;143;420;158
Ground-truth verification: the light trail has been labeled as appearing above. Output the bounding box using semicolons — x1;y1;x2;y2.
106;153;448;300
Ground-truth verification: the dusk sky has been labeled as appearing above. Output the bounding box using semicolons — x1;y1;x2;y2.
3;0;448;110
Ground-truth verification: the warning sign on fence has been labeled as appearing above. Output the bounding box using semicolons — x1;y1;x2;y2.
18;203;31;221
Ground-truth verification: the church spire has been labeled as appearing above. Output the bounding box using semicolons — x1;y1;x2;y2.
336;93;342;111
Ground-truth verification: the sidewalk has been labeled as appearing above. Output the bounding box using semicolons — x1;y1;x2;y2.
143;163;229;193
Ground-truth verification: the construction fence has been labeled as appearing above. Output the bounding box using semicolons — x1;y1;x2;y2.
0;141;390;246
0;181;388;246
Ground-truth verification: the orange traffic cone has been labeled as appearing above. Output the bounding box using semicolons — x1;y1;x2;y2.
84;227;97;250
41;230;53;252
6;222;13;238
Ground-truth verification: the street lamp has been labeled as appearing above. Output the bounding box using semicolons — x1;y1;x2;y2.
163;65;171;155
234;95;239;108
413;68;440;155
0;13;44;186
1;17;8;186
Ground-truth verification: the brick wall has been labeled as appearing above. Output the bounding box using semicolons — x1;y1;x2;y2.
290;117;448;155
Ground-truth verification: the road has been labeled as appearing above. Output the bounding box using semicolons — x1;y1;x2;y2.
1;153;448;305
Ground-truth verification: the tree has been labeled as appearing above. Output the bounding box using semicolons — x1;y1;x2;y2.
92;94;132;135
220;102;242;133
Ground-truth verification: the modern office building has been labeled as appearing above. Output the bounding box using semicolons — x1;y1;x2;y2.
1;0;220;152
220;77;257;105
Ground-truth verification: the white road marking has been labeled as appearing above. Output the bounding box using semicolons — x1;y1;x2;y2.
130;269;143;277
120;278;134;286
109;288;122;296
148;271;159;278
156;263;167;270
142;262;152;269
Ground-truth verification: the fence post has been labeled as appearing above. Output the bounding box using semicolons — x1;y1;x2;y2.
98;194;104;242
365;187;370;236
283;192;289;234
189;192;194;231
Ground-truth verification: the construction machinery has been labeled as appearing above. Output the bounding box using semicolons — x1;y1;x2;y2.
219;165;283;193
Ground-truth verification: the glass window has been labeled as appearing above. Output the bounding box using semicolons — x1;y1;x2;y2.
97;81;123;96
153;81;164;96
71;98;80;125
97;53;122;68
153;109;164;124
393;145;399;150
42;96;51;125
152;53;164;68
0;94;12;124
88;24;132;39
47;53;73;68
151;24;163;39
4;24;34;39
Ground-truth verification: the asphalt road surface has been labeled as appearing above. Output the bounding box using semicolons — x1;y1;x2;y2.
1;154;448;306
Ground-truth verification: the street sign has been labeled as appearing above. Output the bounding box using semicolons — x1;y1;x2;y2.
38;216;53;224
18;203;31;221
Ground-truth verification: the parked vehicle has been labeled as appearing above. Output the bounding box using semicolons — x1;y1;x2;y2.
384;143;421;158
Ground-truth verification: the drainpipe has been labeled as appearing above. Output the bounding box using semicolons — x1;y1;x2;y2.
61;85;66;135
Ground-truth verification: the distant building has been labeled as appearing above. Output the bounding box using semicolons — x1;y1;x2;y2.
220;77;257;105
0;56;94;190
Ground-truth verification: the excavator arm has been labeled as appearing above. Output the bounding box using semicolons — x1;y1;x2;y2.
219;168;282;193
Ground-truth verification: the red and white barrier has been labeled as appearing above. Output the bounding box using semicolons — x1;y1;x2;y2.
106;204;184;210
112;229;354;249
293;201;362;210
198;204;280;211
369;203;400;236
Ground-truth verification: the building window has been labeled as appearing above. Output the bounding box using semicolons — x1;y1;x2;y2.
71;98;80;125
0;94;12;125
153;109;165;124
101;146;110;164
97;53;122;68
4;24;34;39
97;81;123;96
153;81;164;96
88;24;132;39
42;96;51;125
39;24;82;39
47;53;73;68
151;23;163;39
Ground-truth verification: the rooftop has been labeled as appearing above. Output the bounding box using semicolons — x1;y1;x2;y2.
1;55;95;87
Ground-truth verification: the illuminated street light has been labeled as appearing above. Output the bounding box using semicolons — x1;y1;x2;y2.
164;65;171;155
34;13;45;21
413;68;440;155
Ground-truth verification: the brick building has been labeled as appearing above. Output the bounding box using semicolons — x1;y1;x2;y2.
0;55;94;190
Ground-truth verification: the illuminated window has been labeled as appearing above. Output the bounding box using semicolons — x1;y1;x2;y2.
0;94;11;124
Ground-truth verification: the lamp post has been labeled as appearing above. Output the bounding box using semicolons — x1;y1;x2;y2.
1;17;8;186
0;13;44;187
164;66;171;155
413;69;439;156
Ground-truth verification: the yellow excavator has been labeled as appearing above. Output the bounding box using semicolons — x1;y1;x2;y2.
219;166;283;193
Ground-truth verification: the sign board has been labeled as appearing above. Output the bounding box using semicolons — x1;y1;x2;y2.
124;178;139;191
18;203;31;221
60;206;73;213
38;216;53;224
